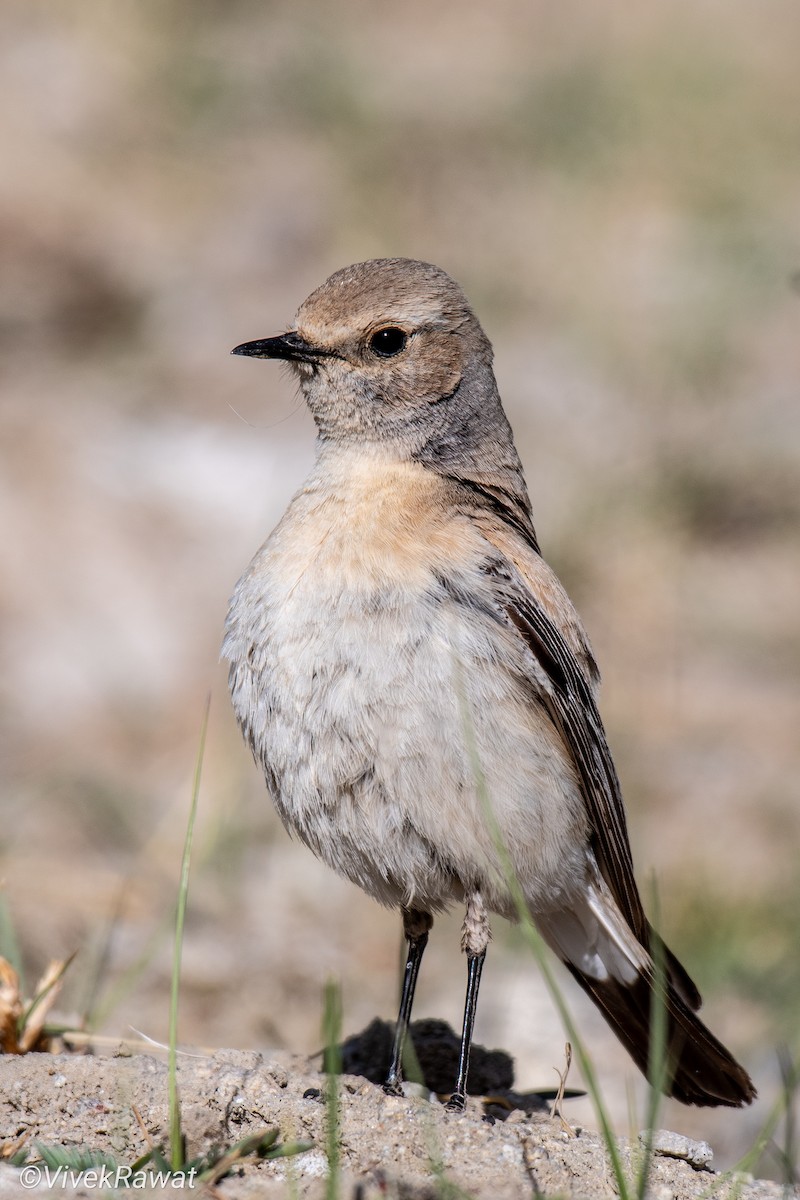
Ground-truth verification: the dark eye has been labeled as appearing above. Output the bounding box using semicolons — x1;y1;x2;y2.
368;327;408;357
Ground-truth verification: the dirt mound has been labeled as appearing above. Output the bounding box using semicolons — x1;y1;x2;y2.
0;1049;790;1198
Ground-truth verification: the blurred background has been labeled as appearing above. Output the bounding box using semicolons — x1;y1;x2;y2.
1;0;798;1175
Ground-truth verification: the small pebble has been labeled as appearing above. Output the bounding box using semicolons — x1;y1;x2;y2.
296;1149;329;1178
639;1129;713;1169
267;1062;289;1088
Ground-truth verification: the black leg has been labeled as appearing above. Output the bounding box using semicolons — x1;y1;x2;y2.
384;909;432;1094
445;948;486;1111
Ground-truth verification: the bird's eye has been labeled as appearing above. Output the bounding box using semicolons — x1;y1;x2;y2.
368;327;408;358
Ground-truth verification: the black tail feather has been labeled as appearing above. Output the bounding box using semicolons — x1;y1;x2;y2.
565;962;756;1107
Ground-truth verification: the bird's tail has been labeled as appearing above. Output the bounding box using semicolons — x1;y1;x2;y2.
563;958;756;1107
536;887;756;1107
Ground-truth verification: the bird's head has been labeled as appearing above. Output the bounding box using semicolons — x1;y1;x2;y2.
232;258;494;448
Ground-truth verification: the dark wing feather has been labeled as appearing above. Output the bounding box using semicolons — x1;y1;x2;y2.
471;552;757;1105
507;592;701;1001
448;476;541;556
489;562;647;937
564;965;756;1106
484;556;704;1009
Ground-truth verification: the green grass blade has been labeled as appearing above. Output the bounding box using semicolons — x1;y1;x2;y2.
19;952;76;1035
728;1049;797;1190
775;1045;798;1189
636;881;667;1200
322;978;342;1200
0;892;23;984
168;696;210;1172
84;903;178;1033
452;652;632;1200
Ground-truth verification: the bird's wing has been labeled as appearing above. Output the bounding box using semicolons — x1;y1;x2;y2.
481;553;644;927
473;542;757;1105
471;529;702;1010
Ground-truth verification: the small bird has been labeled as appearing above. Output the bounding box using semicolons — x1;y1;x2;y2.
223;258;755;1110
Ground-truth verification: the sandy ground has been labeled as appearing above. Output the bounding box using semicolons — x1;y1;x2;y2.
0;1046;794;1199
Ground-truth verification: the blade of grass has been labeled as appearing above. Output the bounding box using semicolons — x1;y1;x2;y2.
18;953;76;1038
0;893;23;985
775;1045;798;1189
452;652;632;1200
636;880;668;1200
84;904;178;1034
322;979;342;1200
747;1048;798;1193
18;953;77;1052
168;696;210;1172
694;1067;797;1200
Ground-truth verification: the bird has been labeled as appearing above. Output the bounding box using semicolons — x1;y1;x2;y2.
223;257;756;1110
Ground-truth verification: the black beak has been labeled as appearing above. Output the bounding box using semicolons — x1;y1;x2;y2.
231;330;328;365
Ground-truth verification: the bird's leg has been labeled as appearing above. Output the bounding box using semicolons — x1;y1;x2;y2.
384;907;433;1095
446;889;491;1112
